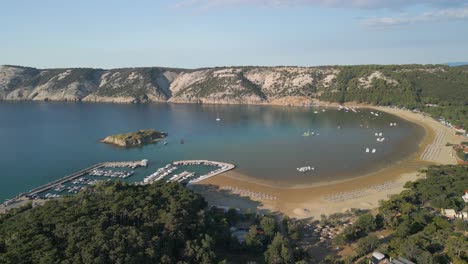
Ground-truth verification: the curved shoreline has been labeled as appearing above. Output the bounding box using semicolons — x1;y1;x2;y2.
195;106;462;218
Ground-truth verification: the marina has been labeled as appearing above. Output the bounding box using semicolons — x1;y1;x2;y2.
142;160;236;185
2;158;236;212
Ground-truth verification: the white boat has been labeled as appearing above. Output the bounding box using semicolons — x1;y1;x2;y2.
375;133;378;136
314;111;319;114
381;138;385;142
366;148;370;153
379;132;383;136
372;148;376;153
216;117;221;122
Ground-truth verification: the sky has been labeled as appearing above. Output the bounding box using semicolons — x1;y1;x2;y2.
1;0;468;69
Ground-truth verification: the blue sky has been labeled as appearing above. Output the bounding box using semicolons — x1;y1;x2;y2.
1;0;468;69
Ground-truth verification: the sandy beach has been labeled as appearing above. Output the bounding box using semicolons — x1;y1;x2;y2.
193;106;464;219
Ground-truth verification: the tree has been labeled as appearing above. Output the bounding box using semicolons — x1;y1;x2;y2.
260;216;277;239
264;233;292;264
245;225;262;251
446;236;468;259
356;235;380;257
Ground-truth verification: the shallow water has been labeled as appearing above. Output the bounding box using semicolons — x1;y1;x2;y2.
0;102;424;201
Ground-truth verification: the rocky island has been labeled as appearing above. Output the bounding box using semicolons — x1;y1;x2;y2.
101;129;167;147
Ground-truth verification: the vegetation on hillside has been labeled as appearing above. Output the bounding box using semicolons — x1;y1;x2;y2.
328;165;468;264
319;65;468;128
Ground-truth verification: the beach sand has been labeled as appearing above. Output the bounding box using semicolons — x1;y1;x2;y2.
192;106;464;219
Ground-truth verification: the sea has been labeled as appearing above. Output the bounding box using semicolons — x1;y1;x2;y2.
0;102;424;201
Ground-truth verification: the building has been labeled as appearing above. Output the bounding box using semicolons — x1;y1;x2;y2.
442;209;457;218
371;252;386;264
454;126;466;134
463;190;468;203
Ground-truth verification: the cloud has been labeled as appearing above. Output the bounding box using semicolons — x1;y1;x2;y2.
174;0;466;10
362;6;468;27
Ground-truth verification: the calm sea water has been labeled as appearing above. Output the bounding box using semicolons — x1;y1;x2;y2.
0;102;424;201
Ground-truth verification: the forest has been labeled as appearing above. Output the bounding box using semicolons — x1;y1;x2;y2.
319;65;468;129
326;165;468;264
0;165;467;263
0;181;306;263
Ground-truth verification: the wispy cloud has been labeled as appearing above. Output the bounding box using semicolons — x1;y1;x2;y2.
174;0;466;10
362;6;468;27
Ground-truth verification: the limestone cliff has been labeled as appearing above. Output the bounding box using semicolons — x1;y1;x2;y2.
1;64;465;106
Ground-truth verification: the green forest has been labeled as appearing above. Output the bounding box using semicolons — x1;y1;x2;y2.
327;165;468;264
319;65;468;129
1;166;467;264
0;181;305;263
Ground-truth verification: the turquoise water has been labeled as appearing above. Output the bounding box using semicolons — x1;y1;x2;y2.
0;102;424;201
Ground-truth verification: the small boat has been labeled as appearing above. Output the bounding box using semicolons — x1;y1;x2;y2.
375;132;378;136
322;109;326;112
216;117;221;122
314;111;319;114
163;142;168;145
180;139;184;144
366;148;370;153
372;148;376;153
378;132;383;136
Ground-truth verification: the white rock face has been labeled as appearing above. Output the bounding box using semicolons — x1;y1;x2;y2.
358;71;399;89
0;64;450;105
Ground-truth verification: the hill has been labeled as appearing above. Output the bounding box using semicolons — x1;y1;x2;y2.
1;64;467;127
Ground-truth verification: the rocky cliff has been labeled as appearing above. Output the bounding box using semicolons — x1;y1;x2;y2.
1;64;466;106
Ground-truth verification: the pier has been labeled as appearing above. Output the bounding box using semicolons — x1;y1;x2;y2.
142;160;236;185
173;160;235;184
2;160;149;211
25;163;105;198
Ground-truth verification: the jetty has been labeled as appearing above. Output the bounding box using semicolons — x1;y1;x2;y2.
2;160;149;211
173;160;235;184
24;163;105;199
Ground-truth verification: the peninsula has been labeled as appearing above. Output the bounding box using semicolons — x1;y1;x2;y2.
101;129;167;147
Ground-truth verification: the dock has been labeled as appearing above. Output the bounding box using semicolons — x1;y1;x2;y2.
172;160;235;184
2;160;149;211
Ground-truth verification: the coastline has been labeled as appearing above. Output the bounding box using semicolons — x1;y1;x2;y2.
194;105;463;219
